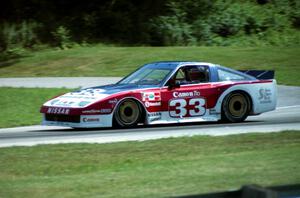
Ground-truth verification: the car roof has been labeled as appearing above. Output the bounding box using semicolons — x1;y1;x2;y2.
147;61;216;69
147;61;256;81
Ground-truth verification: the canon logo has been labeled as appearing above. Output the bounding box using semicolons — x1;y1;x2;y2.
173;91;200;98
83;117;100;122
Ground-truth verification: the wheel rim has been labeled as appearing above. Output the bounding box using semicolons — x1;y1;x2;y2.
118;100;139;125
228;94;248;118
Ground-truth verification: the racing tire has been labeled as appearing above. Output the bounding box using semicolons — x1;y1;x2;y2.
113;99;142;127
221;92;251;123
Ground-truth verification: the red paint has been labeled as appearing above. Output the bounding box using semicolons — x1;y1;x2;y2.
41;80;272;116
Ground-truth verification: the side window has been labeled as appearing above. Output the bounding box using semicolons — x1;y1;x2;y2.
217;69;246;81
192;66;209;83
172;65;209;85
175;68;185;83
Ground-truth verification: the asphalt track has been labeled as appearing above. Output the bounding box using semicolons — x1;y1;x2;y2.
0;78;299;147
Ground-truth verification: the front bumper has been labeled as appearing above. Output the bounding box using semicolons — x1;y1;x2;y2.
41;113;113;128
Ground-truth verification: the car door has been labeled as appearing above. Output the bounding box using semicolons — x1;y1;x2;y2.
160;65;218;120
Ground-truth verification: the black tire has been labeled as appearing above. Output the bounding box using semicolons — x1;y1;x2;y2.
222;92;251;123
113;99;142;127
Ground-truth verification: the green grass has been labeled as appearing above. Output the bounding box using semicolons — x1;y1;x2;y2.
0;46;299;86
0;87;71;128
0;131;299;197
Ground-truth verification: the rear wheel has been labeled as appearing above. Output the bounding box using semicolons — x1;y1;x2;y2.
222;92;250;122
114;99;141;127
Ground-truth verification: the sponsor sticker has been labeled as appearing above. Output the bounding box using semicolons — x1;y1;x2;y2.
82;117;100;122
148;112;161;117
108;98;118;104
142;92;161;101
100;109;112;113
94;89;106;93
60;95;97;100
47;107;70;115
83;109;111;114
145;101;161;107
82;109;101;114
209;108;219;115
50;99;60;105
173;91;200;98
78;101;91;107
258;88;272;104
67;89;109;99
147;112;162;122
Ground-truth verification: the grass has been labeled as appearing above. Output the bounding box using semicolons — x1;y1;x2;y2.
0;131;299;197
0;87;71;128
0;46;299;86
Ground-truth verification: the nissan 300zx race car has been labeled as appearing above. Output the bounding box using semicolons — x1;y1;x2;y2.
40;61;277;128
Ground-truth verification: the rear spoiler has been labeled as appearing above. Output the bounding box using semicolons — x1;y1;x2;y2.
239;70;275;80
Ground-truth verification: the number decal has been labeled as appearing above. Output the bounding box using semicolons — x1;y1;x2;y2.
169;98;206;118
169;99;187;117
189;98;206;116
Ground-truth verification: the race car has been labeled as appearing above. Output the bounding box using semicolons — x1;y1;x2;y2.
40;61;277;128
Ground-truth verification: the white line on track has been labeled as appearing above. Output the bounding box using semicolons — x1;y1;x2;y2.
276;105;300;109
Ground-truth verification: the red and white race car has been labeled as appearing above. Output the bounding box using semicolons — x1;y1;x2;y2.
40;61;277;128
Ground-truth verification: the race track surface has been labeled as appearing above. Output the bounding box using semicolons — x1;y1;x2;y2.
0;77;121;88
0;78;299;148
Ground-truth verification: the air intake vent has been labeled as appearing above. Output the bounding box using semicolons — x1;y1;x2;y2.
45;114;80;123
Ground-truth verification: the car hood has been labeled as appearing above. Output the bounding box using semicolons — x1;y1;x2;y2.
43;83;158;108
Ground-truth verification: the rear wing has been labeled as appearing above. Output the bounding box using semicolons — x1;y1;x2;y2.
239;70;275;80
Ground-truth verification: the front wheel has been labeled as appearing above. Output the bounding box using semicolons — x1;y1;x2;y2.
113;99;141;127
222;92;251;123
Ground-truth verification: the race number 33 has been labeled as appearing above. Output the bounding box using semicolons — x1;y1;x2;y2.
169;98;206;117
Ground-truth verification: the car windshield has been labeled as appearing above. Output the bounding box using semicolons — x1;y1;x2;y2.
118;65;173;85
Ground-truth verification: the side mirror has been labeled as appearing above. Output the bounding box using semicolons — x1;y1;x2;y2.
175;81;181;88
168;79;180;90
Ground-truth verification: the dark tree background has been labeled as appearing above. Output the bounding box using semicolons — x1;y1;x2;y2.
0;0;299;50
0;0;167;44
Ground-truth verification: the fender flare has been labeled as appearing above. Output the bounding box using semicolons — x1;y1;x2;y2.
214;85;254;114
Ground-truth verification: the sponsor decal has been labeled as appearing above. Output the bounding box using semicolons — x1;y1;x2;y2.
148;112;161;117
78;101;91;107
82;109;101;114
83;117;100;122
173;91;200;98
149;117;161;122
57;100;76;107
47;107;70;115
60;95;97;100
72;89;106;95
49;99;90;107
50;99;60;105
72;89;95;96
148;112;162;122
258;88;272;104
142;92;161;101
100;109;112;113
83;109;112;114
108;98;118;104
209;108;220;115
94;89;106;93
66;89;109;100
145;101;161;107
